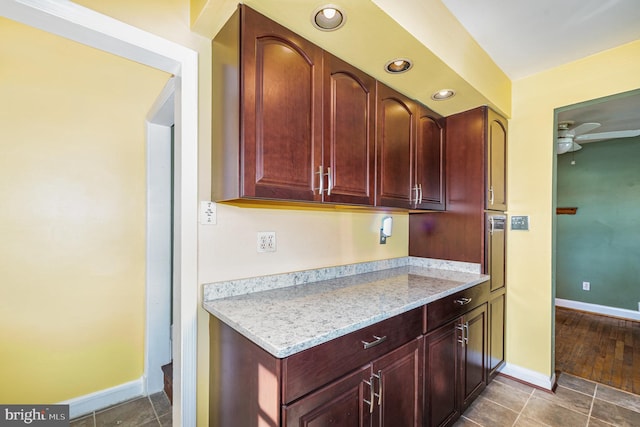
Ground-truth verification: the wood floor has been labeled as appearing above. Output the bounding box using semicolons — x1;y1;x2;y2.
555;306;640;394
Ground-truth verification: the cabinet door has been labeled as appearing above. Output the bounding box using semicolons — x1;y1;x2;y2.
486;214;506;292
323;53;375;206
414;105;445;210
460;304;487;410
283;365;371;427
241;6;323;201
486;109;507;211
372;338;422;427
376;82;416;208
424;319;460;427
488;292;506;379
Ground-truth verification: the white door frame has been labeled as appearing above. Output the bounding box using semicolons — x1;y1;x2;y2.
0;2;199;426
145;78;176;395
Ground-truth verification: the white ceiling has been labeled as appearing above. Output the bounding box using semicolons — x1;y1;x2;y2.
440;0;640;140
441;0;640;80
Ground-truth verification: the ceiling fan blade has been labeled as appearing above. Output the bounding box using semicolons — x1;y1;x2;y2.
575;129;640;142
569;122;600;137
568;142;582;152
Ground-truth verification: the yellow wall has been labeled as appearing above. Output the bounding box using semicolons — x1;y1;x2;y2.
10;0;639;424
506;40;640;376
0;18;169;402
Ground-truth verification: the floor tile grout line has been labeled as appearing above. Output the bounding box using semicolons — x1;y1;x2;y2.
510;388;536;427
586;383;596;426
148;395;161;425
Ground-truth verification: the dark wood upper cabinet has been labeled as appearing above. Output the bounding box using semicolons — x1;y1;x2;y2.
486;108;508;211
322;53;376;206
415;105;446;210
242;6;323;201
212;5;322;202
409;106;507;263
376;82;417;209
213;5;446;210
376;83;445;210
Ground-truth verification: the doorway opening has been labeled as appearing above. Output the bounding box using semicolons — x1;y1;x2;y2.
146;79;175;400
553;88;640;394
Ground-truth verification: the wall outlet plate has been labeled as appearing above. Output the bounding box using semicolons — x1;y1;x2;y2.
511;215;529;231
257;231;276;252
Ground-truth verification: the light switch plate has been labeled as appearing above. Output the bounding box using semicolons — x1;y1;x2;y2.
200;201;217;225
511;215;529;231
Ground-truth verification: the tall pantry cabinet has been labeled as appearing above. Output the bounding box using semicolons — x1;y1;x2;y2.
409;106;508;379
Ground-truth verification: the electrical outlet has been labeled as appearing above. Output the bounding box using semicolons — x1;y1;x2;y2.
257;231;276;253
582;281;590;291
199;201;217;225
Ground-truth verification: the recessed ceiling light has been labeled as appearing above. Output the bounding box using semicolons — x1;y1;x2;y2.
431;89;456;100
312;5;346;31
384;58;413;74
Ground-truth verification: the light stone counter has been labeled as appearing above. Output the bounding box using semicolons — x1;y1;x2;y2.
203;257;489;358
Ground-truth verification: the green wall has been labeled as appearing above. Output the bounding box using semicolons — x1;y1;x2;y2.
556;137;640;310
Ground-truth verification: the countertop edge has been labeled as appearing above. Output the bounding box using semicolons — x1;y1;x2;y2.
205;274;488;358
203;261;489;359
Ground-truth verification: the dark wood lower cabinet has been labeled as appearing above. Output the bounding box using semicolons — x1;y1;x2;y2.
284;339;422;427
488;290;506;379
283;365;372;427
424;304;487;427
209;283;492;427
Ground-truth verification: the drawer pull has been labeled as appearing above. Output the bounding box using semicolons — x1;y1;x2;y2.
454;297;472;306
362;335;387;350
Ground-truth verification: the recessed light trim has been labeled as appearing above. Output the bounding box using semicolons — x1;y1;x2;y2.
384;58;413;74
312;5;346;31
431;89;456;100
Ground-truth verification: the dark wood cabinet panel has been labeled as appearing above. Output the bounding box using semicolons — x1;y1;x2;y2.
415;105;446;210
486;108;508;211
283;307;422;404
486;213;506;292
488;291;506;379
424;295;488;427
209;316;282;427
322;53;376;205
241;6;323;201
409;106;508;264
283;365;371;427
376;82;416;208
424;319;460;427
460;304;488;409
372;338;423;427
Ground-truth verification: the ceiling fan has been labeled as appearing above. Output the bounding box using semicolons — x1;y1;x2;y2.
557;121;640;154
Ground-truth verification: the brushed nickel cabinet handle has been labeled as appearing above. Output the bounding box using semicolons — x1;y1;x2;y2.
362;335;387;349
363;376;375;413
454;297;472;306
315;165;324;195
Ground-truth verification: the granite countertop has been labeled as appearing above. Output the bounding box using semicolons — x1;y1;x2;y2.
203;262;489;358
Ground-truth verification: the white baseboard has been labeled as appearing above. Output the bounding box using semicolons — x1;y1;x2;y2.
60;377;145;419
498;363;555;391
556;298;640;321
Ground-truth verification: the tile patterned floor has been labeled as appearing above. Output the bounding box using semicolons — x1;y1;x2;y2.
456;373;640;427
70;392;171;427
70;373;640;426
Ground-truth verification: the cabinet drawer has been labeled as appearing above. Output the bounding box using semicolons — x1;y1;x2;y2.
425;281;489;332
282;307;422;404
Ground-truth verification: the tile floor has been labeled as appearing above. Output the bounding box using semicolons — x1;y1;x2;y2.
69;373;640;426
69;392;171;427
456;373;640;427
